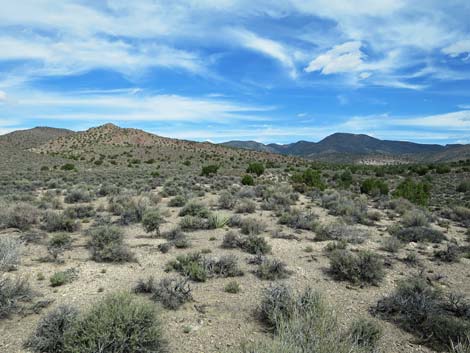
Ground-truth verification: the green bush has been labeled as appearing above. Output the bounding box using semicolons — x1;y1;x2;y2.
246;163;265;176
360;178;389;196
50;269;78;287
201;164;219;176
329;250;385;286
63;293;168;353
47;233;73;261
88;226;134;263
393;178;431;206
291;168;326;191
142;209;165;235
394;226;446;243
457;180;470;193
42;211;80;233
241;174;255;186
224;281;241;294
60;164;75;171
179;201;210;218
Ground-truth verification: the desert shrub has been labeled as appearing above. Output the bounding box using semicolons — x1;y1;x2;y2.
434;244;461;263
316;221;368;244
321;190;369;224
142;209;165;236
88;226;133;263
152;277;192;310
64;205;95;219
207;213;229;229
64;189;92;204
401;209;430;227
259;284;296;329
179;215;207;231
134;277;156;294
241;174;254;186
227;214;243;228
451;206;470;224
235;200;256;214
50;268;78;287
360;178;389;196
278;208;318;231
348;318;382;350
201;164;219;176
381;237;403;253
225;281;241;294
457;180;470;193
241;235;271;255
328;250;385;286
250;285;372;353
256;258;292;280
2;203;39;231
291;168;326;191
222;230;241;249
247;162;265;176
375;276;470;351
166;253;209;282
168;195;187;207
388;197;414;215
240;217;266;235
179;201;210;218
394;226;446;243
25;305;79;353
211;255;244;277
42;211;80;233
436;164;451;174
98;184;120;197
166;253;242;281
0;237;22;271
60;163;75;171
161;228;190;249
393;178;431;206
118;196;150;225
324;240;348;253
260;185;298;211
0;276;32;319
47;233;72;261
218;191;237;209
63;293;168;353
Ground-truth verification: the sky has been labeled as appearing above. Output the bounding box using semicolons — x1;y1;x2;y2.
0;1;470;144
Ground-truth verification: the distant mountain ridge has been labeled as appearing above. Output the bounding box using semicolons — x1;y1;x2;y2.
221;133;468;162
1;124;469;164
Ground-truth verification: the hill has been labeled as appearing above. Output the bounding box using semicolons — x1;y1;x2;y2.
0;126;74;149
30;123;299;171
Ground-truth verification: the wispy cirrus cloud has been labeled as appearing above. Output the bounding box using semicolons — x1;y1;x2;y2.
0;90;275;124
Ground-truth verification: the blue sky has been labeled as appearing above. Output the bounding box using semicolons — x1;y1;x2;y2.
0;1;470;144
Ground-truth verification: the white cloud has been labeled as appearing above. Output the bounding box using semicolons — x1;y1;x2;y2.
0;91;6;102
228;28;297;78
443;39;470;58
305;41;364;75
1;90;275;123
